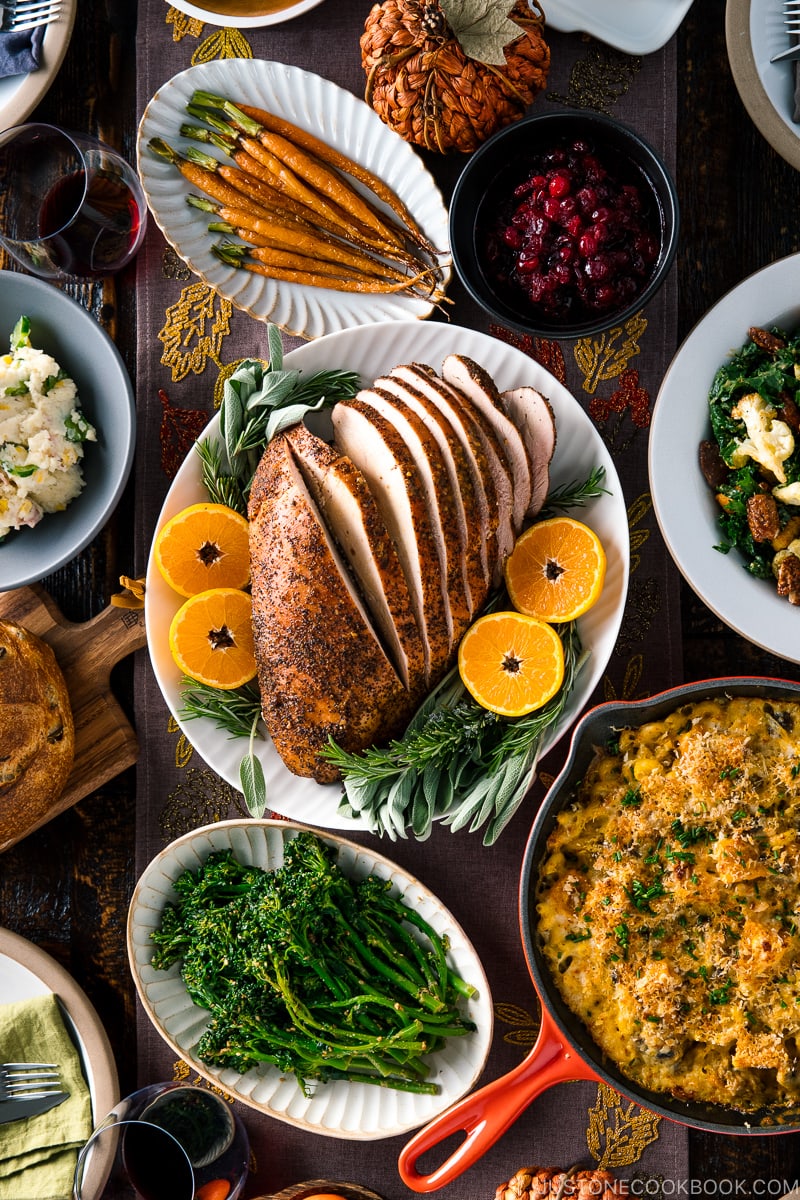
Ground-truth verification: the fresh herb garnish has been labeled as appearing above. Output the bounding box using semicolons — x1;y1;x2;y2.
178;676;261;737
626;876;666;913
323;622;588;846
539;465;608;516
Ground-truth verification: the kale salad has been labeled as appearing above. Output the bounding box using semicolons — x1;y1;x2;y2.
700;326;800;605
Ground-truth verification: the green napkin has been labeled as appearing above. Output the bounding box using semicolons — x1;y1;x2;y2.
0;992;93;1200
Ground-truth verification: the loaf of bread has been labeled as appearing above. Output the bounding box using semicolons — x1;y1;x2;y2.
0;621;75;851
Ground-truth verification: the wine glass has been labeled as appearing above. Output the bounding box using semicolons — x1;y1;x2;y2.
72;1082;250;1200
0;122;148;280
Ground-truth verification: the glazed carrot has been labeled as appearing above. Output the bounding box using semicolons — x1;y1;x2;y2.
213;242;442;297
188;195;415;282
148;139;273;221
255;128;403;248
190;90;433;249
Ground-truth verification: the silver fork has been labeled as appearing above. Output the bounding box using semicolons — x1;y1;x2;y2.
0;1062;64;1102
772;0;800;62
0;0;62;33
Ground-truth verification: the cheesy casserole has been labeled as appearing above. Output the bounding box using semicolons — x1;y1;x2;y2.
536;694;800;1116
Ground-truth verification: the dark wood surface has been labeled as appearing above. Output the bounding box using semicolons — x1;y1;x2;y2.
3;0;800;1193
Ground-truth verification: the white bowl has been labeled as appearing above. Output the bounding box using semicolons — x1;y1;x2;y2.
165;0;325;28
128;819;493;1139
649;252;800;664
0;272;135;590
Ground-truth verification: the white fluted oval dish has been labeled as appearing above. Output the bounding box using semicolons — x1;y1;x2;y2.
128;820;493;1139
144;320;629;830
136;59;450;340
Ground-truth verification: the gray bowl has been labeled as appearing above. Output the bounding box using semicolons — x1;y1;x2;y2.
0;271;135;589
449;110;679;339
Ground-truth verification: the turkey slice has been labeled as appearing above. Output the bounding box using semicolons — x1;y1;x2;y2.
355;384;471;649
441;353;534;532
248;432;416;782
499;386;558;518
375;370;489;617
389;363;507;584
285;421;426;699
332;397;451;684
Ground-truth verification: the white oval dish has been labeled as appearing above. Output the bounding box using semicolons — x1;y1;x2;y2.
164;0;325;28
128;819;493;1139
649;252;800;664
136;59;450;340
144;319;630;830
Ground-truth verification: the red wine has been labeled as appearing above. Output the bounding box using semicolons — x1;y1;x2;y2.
38;169;143;277
121;1121;194;1200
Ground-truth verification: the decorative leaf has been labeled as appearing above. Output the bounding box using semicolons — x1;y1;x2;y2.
586;1082;661;1168
440;0;520;65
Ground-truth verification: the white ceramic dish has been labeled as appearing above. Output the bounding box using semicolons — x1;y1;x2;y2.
649;252;800;664
164;0;324;27
0;926;118;1124
0;273;136;590
726;0;800;173
544;0;694;55
137;59;451;341
0;0;77;130
128;819;494;1139
144;320;630;830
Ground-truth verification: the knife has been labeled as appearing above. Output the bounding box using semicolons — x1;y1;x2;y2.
771;41;800;63
0;1091;69;1125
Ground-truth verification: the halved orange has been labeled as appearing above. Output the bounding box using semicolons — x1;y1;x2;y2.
154;503;250;598
505;516;607;623
168;587;257;690
457;611;565;717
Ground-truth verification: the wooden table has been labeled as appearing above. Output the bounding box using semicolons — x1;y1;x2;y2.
3;0;800;1193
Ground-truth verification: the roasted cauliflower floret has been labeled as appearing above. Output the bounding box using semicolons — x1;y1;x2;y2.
729;392;795;484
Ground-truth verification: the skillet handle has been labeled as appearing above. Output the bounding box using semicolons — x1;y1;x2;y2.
398;1006;599;1193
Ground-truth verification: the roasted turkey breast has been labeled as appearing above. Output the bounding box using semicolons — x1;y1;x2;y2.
248;432;417;783
248;356;558;782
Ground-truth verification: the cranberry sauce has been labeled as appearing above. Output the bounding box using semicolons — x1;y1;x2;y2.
478;137;664;325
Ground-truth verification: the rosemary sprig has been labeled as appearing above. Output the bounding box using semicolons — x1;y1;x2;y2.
539;465;608;516
323;623;588;846
178;676;261;737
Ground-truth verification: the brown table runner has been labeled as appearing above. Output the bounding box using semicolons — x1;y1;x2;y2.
133;6;686;1198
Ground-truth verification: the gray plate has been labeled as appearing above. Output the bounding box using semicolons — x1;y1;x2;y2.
0;272;135;591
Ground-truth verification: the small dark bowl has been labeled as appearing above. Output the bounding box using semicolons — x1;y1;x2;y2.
449;110;679;339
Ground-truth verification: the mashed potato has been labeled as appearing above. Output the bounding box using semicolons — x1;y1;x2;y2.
0;316;96;540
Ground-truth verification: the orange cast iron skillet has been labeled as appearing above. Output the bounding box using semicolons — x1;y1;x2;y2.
398;677;800;1193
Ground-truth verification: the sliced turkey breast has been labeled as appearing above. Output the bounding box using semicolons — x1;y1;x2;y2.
355;385;471;649
285;420;427;700
248;432;416;782
331;398;451;684
374;371;489;617
441;354;533;531
389;363;507;583
499;386;558;518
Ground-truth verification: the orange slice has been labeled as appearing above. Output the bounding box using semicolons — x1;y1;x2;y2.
154;502;250;598
457;611;565;717
505;516;607;623
168;587;257;690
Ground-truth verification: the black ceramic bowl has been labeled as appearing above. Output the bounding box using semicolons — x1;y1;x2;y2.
449;109;679;339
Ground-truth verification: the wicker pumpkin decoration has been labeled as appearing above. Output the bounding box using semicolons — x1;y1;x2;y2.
361;0;551;154
495;1166;621;1200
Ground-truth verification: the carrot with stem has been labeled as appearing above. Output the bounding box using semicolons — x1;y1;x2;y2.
181;134;428;272
190;89;437;254
148;138;274;222
187;194;422;285
213;241;442;297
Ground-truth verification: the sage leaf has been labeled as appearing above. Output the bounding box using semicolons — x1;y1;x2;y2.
240;749;266;818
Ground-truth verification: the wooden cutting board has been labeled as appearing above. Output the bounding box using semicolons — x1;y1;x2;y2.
0;583;147;850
